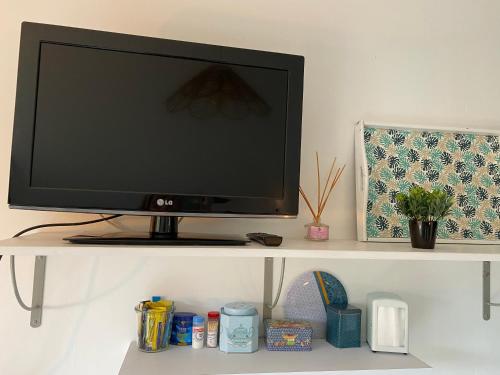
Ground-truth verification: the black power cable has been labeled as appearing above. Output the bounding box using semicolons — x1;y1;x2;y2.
6;214;122;311
0;214;123;263
12;214;122;238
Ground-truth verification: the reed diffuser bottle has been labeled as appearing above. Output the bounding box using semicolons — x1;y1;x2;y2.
300;152;345;241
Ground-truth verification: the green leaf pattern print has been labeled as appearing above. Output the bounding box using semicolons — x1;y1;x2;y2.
364;127;500;241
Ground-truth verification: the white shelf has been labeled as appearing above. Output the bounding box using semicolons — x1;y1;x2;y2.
118;341;430;375
1;232;500;261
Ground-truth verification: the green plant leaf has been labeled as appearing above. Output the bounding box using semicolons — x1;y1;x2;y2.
437;221;449;238
446;139;459;152
414;170;427;184
434;132;444;140
399;158;411;170
462;151;476;173
479;142;491;154
472;229;482;240
368;183;378;202
469;218;481;231
397;180;412;193
431;182;445;191
465;184;477;196
450;206;464;219
396;146;410;160
467;195;481;209
381;202;395;216
396;187;454;221
430;149;443;162
413;137;425;150
380;133;392;148
366;213;379;237
485;208;498;221
464;133;476;141
380;168;393;182
481;175;494;188
448;173;461;186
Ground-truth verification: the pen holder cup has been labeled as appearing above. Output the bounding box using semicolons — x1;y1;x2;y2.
135;305;174;353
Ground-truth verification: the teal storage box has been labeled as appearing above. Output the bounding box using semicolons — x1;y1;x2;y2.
326;304;361;348
265;320;313;351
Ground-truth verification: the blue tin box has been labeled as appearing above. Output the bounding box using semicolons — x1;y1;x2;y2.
265;320;313;351
219;302;259;353
326;304;361;348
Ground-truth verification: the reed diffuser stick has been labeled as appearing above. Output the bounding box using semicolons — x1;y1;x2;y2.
299;152;345;225
316;152;321;214
319;158;336;208
299;186;318;223
318;165;345;218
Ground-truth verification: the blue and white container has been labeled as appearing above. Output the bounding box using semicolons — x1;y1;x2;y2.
170;312;196;346
219;302;259;353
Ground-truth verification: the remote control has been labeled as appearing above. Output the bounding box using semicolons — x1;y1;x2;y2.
246;233;283;247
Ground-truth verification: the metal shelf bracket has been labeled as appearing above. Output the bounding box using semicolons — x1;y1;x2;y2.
30;256;47;327
263;257;273;321
483;261;500;321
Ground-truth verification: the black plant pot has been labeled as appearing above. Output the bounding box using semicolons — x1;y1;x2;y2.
409;220;438;249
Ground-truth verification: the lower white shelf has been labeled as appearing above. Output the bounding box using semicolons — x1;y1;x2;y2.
118;340;431;375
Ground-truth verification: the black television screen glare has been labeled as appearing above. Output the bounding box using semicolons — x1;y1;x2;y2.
9;23;304;217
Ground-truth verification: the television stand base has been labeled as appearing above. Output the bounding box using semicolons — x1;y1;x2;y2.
63;216;249;246
64;233;248;246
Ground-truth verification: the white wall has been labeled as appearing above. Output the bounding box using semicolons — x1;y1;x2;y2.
1;1;500;374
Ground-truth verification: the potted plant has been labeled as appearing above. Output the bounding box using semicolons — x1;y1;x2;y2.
396;187;454;249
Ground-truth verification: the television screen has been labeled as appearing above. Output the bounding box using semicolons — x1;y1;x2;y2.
9;23;304;217
32;43;288;199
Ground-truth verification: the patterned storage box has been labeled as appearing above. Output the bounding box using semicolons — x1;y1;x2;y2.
265;320;313;351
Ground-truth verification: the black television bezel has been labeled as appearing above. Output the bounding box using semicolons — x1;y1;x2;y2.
8;22;304;218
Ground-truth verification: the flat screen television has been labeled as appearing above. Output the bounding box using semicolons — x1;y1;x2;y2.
8;22;304;245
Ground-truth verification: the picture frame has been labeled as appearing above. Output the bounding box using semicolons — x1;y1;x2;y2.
355;120;500;244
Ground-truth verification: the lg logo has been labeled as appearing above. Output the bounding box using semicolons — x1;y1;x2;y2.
156;198;173;207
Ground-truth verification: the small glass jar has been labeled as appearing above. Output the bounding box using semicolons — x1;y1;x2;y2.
135;304;174;353
305;222;329;241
